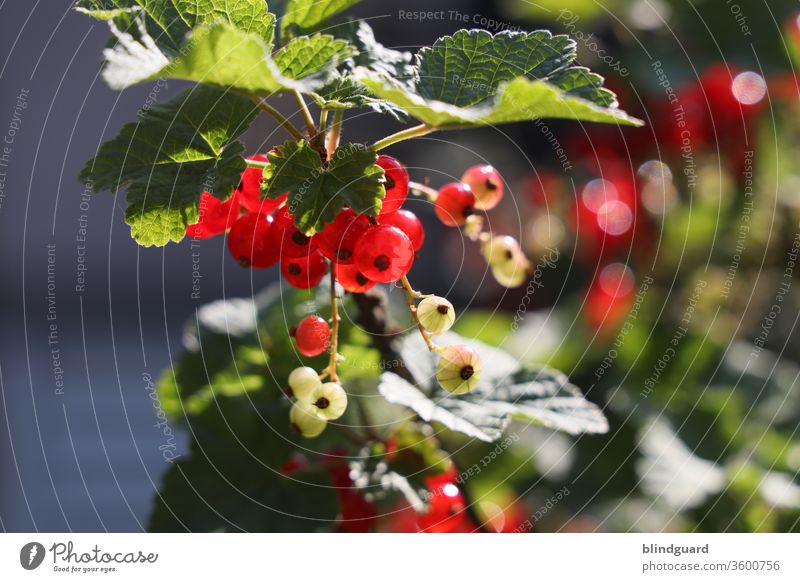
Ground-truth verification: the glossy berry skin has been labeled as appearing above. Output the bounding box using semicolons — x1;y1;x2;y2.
226;213;279;269
186;191;240;239
271;208;315;258
314;208;370;264
379;209;425;251
334;262;376;294
376;155;409;215
288;366;321;401
294;315;330;357
290;401;326;438
281;249;328;289
435;182;476;227
310;382;347;420
436;345;482;394
237;154;287;215
417;296;455;334
461;164;504;210
354;225;414;283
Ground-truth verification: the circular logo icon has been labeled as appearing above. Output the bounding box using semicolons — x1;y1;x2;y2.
19;542;46;570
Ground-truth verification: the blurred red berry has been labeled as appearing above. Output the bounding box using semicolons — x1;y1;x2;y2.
435;182;476;227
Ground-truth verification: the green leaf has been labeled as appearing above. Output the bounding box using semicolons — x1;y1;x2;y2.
75;0;275;52
357;29;642;128
280;0;364;39
264;140;384;234
141;22;325;94
274;34;355;79
310;21;413;120
378;332;608;442
148;426;338;532
79;86;257;246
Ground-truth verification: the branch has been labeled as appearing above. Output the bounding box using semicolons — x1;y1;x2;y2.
326;268;341;383
370;124;436;152
251;97;305;141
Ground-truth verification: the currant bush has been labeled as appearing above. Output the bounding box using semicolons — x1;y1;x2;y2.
78;1;642;532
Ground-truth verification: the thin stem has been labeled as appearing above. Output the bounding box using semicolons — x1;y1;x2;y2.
244;159;268;169
327;268;341;382
400;276;438;352
319;108;329;141
251;97;305;141
409;181;438;201
326;109;344;159
370;124;436;152
293;90;317;136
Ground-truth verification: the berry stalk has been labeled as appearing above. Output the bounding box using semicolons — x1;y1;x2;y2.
250;97;305;141
370;124;436;152
244;158;268;169
293;89;318;137
326;109;344;159
327;267;341;382
408;181;439;201
400;276;439;352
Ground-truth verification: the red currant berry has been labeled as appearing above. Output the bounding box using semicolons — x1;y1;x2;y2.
586;263;635;328
379;209;425;251
271;207;315;258
434;182;476;227
334;262;376;294
461;164;504;210
376;155;409;215
226;213;278;268
281;249;328;289
294;315;331;357
354;225;414;283
236;155;288;215
186;191;240;239
314;208;370;264
417;467;468;533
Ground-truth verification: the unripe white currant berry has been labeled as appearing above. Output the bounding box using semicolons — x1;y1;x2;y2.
481;235;522;267
481;235;530;288
491;257;529;288
310;382;348;420
290;401;327;438
436;345;482;394
417;296;456;334
288;366;321;401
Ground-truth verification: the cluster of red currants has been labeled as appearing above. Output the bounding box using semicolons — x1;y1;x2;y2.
186;153;531;437
186;154;425;290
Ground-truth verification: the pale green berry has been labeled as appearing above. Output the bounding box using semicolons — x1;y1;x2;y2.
290;401;327;438
310;382;348;420
481;235;522;267
417;296;456;334
288;366;321;401
436;345;482;394
482;235;530;288
491;257;529;288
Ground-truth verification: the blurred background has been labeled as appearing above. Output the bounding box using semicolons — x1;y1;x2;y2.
2;0;800;531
